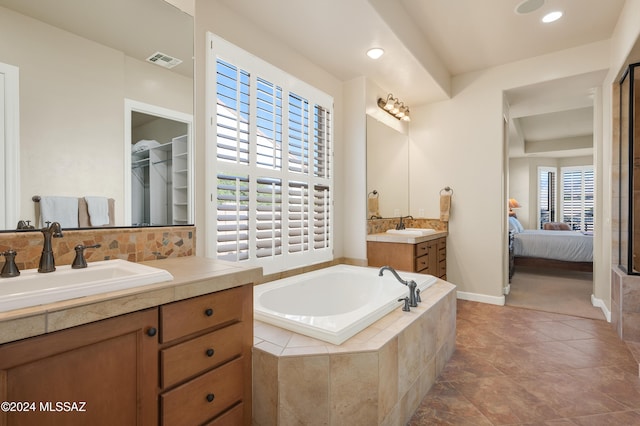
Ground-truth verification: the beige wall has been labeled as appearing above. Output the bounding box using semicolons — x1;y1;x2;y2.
600;0;640;309
0;6;192;227
408;41;610;303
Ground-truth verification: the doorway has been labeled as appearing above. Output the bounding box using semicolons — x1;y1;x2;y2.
504;74;602;319
124;99;193;226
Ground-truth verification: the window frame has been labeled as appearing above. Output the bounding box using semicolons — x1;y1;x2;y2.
537;166;557;229
559;165;594;232
205;33;334;274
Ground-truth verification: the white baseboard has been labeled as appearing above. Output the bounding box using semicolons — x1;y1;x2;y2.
591;294;611;322
457;291;505;306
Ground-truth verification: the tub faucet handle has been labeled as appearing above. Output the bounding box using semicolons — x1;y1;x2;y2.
398;297;410;312
416;288;421;303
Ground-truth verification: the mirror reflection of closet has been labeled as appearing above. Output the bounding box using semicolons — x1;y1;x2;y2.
130;110;192;226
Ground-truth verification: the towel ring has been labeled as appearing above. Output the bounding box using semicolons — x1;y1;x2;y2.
439;187;453;196
368;190;378;198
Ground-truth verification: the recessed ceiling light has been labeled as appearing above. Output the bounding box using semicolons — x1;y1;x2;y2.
366;48;384;60
542;11;563;23
514;0;544;15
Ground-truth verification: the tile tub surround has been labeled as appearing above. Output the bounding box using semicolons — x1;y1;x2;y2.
0;225;194;270
252;280;456;426
611;266;640;343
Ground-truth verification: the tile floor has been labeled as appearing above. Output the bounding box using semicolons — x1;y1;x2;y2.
408;300;640;425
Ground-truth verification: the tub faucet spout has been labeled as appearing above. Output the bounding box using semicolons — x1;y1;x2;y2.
378;266;419;307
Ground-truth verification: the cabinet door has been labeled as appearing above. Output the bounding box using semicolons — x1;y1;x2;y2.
0;308;158;426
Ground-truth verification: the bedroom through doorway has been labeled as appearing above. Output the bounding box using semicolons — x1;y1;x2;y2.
504;74;602;321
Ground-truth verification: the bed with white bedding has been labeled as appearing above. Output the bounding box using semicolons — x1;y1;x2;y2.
509;217;593;273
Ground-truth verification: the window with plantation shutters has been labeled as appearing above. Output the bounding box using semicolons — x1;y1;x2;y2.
207;33;333;273
561;166;594;231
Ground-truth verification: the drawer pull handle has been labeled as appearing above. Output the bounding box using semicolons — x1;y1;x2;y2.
206;393;215;403
204;308;214;317
146;327;157;337
206;348;215;357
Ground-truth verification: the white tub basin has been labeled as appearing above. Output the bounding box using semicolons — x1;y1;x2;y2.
385;228;436;236
0;259;173;312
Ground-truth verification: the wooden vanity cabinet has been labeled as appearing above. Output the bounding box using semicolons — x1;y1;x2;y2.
367;236;447;279
0;308;159;426
0;283;253;426
159;284;253;426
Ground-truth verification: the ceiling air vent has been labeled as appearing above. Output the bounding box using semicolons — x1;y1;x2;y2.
146;52;182;69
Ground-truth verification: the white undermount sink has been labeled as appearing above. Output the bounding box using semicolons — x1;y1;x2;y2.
0;259;174;312
385;228;437;236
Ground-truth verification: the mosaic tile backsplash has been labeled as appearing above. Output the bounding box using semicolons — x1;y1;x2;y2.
0;226;195;270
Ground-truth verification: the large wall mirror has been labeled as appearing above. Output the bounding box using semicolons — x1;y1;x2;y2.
0;0;193;230
366;115;409;218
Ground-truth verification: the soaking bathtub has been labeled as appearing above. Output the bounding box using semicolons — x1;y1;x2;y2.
253;264;437;345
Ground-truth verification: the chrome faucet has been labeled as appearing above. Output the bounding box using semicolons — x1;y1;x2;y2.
378;265;419;307
38;221;63;273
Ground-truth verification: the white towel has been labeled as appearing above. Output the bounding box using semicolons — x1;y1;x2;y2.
84;196;110;226
40;196;79;228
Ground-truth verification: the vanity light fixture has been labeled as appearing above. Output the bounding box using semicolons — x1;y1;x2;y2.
377;94;411;122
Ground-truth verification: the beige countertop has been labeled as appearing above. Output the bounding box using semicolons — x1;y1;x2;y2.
0;256;262;344
366;230;448;244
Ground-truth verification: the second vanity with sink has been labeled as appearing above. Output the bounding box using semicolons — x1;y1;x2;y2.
367;229;447;279
0;256;259;425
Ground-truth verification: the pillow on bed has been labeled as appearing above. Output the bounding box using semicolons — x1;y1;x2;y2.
509;217;524;233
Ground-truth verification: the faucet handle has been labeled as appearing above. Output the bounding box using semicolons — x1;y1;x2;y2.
398;297;410;312
416;288;421;303
72;244;101;269
1;249;20;278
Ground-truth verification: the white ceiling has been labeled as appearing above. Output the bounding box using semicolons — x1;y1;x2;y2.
1;0;629;159
217;0;626;159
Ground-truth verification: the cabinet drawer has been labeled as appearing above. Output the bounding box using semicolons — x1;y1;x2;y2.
161;357;244;425
161;286;245;342
438;260;446;275
203;402;244;426
415;241;430;257
161;322;243;388
415;254;429;272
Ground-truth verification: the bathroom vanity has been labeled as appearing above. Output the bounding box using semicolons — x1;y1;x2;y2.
366;231;447;279
0;257;259;425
